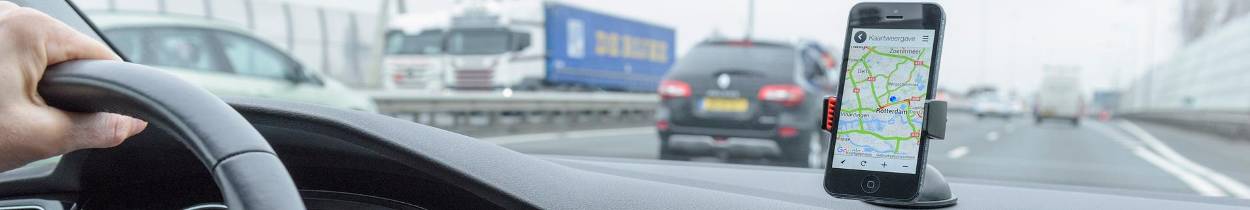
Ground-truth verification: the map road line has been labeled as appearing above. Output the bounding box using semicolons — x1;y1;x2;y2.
1118;121;1250;199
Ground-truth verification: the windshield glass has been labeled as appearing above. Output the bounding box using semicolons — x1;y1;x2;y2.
386;30;444;55
70;0;1250;202
445;29;510;55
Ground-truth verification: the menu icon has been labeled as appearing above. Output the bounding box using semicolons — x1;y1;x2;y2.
921;35;930;42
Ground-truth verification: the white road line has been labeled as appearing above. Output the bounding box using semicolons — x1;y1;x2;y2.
1088;122;1227;197
1119;121;1250;199
946;146;969;159
482;126;654;145
1132;146;1229;197
985;131;999;142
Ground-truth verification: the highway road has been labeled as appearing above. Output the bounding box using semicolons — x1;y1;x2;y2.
479;112;1250;199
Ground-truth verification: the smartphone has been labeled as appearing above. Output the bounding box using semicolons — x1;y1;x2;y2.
824;2;944;201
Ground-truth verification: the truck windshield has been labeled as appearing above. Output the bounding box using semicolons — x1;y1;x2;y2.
386;31;444;55
446;29;510;55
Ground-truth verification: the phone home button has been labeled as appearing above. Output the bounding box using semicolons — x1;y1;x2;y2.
861;175;881;194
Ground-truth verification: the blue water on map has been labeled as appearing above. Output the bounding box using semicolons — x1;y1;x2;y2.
915;74;927;91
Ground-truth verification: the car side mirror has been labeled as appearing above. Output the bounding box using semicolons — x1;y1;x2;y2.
512;32;531;52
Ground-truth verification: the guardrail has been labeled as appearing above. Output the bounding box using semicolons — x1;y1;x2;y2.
1120;110;1250;141
367;90;659;136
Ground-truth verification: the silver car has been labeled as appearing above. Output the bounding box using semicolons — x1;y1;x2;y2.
90;12;377;112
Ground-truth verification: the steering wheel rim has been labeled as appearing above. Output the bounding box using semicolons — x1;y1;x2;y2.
37;60;305;210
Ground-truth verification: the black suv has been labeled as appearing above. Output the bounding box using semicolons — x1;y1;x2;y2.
656;39;838;168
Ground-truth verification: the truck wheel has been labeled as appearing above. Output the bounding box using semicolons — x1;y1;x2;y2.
658;133;688;161
781;131;826;168
1035;117;1043;125
1071;118;1080;126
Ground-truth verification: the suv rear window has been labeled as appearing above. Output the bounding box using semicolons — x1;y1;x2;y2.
670;44;795;78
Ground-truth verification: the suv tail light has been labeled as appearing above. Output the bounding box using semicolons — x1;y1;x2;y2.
659;80;691;99
778;126;799;138
758;84;804;107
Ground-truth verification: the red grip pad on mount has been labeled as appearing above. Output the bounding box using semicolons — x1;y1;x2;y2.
823;96;838;132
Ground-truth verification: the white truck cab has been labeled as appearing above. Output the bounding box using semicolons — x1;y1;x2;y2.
383;12;450;90
442;1;543;90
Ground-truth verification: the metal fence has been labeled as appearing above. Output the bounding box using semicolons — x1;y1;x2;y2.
72;0;387;88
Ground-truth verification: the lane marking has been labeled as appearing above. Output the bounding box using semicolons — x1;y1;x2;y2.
946;146;969;159
1132;146;1229;197
985;131;999;142
1118;121;1250;199
483;126;654;145
1088;122;1227;197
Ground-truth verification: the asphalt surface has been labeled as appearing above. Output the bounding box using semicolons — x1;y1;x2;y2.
487;112;1250;199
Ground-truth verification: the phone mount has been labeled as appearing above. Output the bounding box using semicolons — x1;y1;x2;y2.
822;97;957;209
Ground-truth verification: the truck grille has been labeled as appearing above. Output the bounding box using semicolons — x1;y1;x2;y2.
455;69;493;89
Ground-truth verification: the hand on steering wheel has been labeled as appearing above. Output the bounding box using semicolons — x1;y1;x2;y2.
0;1;146;172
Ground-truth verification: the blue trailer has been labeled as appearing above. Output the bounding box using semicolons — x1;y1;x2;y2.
543;3;675;92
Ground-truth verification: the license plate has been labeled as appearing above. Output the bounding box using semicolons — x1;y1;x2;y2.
701;97;749;112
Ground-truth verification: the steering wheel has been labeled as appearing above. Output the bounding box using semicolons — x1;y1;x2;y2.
37;60;306;209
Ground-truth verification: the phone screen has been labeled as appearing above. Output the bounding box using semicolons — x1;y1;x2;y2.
832;28;935;174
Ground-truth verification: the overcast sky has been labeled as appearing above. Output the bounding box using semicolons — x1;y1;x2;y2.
383;0;1185;94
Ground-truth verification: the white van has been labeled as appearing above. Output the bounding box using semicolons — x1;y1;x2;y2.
1035;68;1085;125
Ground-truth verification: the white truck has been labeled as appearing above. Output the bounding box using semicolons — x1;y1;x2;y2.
383;12;451;90
1034;66;1085;126
382;1;675;92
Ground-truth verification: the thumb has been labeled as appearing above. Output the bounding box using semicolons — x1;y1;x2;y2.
65;112;148;150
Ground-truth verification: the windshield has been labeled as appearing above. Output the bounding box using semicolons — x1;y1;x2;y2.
445;29;511;55
386;30;444;55
70;0;1250;202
